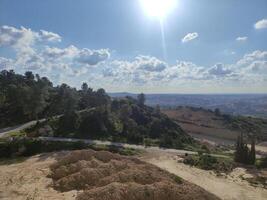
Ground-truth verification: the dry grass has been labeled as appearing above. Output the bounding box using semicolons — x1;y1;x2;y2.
163;108;239;142
49;149;220;200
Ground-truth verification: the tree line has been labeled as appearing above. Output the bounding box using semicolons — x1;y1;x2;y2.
0;70;110;127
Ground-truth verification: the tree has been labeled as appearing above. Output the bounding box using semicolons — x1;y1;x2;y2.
155;104;161;114
234;132;256;165
137;93;145;106
214;108;221;116
81;82;88;92
249;135;256;164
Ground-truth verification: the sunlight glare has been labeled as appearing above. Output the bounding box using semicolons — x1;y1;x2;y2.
140;0;177;19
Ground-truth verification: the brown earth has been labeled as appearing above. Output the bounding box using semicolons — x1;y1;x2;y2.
50;149;220;200
163;107;239;142
0;150;220;200
140;149;267;200
163;107;267;147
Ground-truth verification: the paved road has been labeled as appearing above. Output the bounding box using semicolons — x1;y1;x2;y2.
38;136;230;158
0;119;45;138
0;108;95;138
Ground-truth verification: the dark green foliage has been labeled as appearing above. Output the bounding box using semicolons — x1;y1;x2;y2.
0;138;88;158
183;154;234;172
226;115;267;141
257;156;267;168
56;111;80;136
0;70;193;150
214;108;221;116
0;138;140;159
173;175;183;184
183;155;196;166
198;154;218;170
234;133;256;165
137;93;145;106
52;97;193;148
78;107;113;139
0;70;110;128
0;70;51;126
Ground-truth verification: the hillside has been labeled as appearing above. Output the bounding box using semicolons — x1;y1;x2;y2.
0;70;193;149
0;150;220;200
110;93;267;118
26;98;193;149
163;106;267;145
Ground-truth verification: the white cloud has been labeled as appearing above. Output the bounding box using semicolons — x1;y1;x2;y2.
136;56;167;72
235;50;267;75
207;63;233;77
0;25;37;53
0;25;266;91
0;25;62;54
42;45;79;60
254;19;267;29
76;48;110;65
0;57;14;70
39;30;61;42
236;36;247;42
182;32;198;43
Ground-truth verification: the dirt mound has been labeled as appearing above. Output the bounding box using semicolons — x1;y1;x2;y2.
50;150;219;200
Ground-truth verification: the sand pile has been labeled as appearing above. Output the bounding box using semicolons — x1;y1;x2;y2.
49;150;219;200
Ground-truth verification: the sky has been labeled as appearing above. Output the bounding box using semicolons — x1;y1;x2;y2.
0;0;267;93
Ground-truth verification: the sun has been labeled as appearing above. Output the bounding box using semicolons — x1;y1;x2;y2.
139;0;177;19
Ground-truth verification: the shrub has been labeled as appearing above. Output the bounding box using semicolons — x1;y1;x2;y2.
183;155;196;166
258;156;267;168
198;154;218;170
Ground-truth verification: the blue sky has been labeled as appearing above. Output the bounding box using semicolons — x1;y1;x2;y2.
0;0;267;93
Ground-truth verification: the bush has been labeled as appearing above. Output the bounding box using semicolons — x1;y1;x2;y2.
0;138;87;158
258;156;267;168
183;155;197;166
198;154;218;170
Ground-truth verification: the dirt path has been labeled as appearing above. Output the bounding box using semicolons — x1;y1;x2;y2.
140;150;267;200
0;148;266;200
0;152;77;200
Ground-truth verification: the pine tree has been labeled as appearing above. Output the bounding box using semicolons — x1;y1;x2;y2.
234;132;256;165
249;135;256;164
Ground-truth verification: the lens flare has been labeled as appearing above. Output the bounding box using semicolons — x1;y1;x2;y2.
140;0;177;19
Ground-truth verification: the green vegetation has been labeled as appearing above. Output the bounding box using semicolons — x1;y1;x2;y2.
256;156;267;168
223;114;267;141
0;137;141;159
38;99;192;148
0;70;194;150
234;133;256;165
183;153;234;173
0;70;110;128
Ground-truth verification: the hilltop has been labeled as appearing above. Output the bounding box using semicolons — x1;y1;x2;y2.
163;106;267;145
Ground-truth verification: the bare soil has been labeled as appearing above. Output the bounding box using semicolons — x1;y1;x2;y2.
50;149;219;200
0;150;219;200
140;149;267;200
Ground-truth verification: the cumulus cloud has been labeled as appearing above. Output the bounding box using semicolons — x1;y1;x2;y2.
254;19;267;29
0;25;266;90
76;49;110;65
0;25;111;76
0;57;14;70
42;45;78;60
0;25;37;53
100;50;267;87
0;25;62;54
207;63;233;77
136;56;167;72
236;36;247;42
182;32;198;43
39;30;62;42
236;50;267;75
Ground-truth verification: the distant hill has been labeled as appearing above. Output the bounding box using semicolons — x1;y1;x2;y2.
162;106;267;145
110;93;267;118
